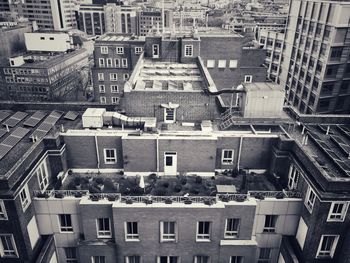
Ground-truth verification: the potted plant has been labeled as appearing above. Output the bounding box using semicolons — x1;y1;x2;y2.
95;177;104;191
107;194;117;201
74;191;83;198
74;177;81;190
37;192;49;198
90;194;99;201
165;198;173;204
54;192;64;199
276;192;285;199
220;194;230;202
204;199;213;206
125;198;133;204
67;169;73;176
254;193;265;200
235;195;246;202
184;197;192;204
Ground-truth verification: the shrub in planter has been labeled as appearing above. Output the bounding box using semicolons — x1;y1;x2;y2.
37;192;49;198
220;195;230;202
74;192;83;198
95;177;104;185
81;177;89;185
119;171;124;175
162;181;169;188
255;194;265;200
90;195;99;201
164;198;173;204
54;177;62;190
144;198;153;205
125;198;133;204
89;185;101;194
174;184;182;193
204;199;213;206
276;192;285;199
184;199;192;205
148;173;157;181
190;188;199;195
54;192;64;199
179;177;187;185
74;177;81;189
195;176;202;184
68;169;73;175
235;195;246;202
107;194;116;201
154;187;167;196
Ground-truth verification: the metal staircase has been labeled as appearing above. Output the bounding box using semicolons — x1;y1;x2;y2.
219;109;243;130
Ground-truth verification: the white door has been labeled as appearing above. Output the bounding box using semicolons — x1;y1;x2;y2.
152;44;159;58
164;152;177;175
164;108;175;123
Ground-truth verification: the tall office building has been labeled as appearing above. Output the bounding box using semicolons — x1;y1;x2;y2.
280;0;350;114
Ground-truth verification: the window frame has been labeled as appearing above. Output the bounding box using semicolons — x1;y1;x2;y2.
316;235;339;258
263;215;278;233
244;75;252;83
184;45;193;57
96;218;112;238
111;85;119;93
100;46;108;54
196;221;211;242
109;73;118;81
304;185;316;213
115;58;120;68
206;60;215;68
225;218;240;238
218;60;227;68
230;256;244;263
160;221;177;242
91;256;106;263
64;247;78;263
106;58;113;68
99;58;105;68
36;160;49;191
258;248;271;263
104;148;117;164
111;97;118;105
97;73;104;81
222;149;234;165
123;73;130;81
157;256;179;263
0;200;8;220
58;214;74;233
19;184;31;212
125;255;141;263
229;60;238;69
122;58;128;68
194;255;210;263
99;85;106;93
135;47;143;54
116;47;124;54
327;202;349;222
100;97;106;104
0;234;18;258
125;222;139;241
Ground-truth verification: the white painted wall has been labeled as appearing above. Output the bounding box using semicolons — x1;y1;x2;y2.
27;216;40;249
296;217;308;250
25;33;71;52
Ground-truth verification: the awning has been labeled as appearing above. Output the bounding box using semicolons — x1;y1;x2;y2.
160;102;180;109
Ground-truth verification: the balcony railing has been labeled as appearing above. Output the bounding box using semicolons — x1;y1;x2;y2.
33;190;89;198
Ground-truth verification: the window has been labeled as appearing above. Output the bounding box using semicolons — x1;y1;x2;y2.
258;248;271;263
125;256;141;263
116;47;124;54
327;202;349;222
158;256;178;263
125;222;139;240
19;184;31;211
111;85;118;93
96;218;111;238
263;215;278;233
0;201;7;220
36;161;49;191
207;60;215;68
160;221;176;242
100;46;108;54
124;74;129;81
222;150;234;165
305;185;316;213
135;47;143;54
99;58;105;67
115;58;120;67
184;45;193;57
230;256;244;263
244;75;252;83
229;60;238;68
59;214;73;232
288;166;300;190
225;218;239;238
218;60;226;68
194;256;209;263
111;97;118;104
65;247;78;263
0;234;18;257
107;58;113;67
99;85;105;93
316;235;339;258
110;73;118;81
104;149;117;164
197;221;211;241
164;108;175;123
98;73;104;81
100;97;106;104
122;58;128;68
92;256;105;263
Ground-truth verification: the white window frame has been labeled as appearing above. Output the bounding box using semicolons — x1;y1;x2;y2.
96;218;112;238
218;60;227;68
104;148;117;164
160;221;177;242
229;60;238;68
99;58;105;68
100;97;106;104
304;185;316;213
263;215;278;233
115;58;120;68
125;255;141;263
316;235;339;258
125;222;139;241
19;184;31;212
0;201;7;220
116;47;124;54
111;85;119;93
194;255;210;263
135;47;143;54
36;160;49;191
184;45;193;57
288;165;300;190
99;85;106;93
64;247;78;263
196;221;211;242
206;60;215;68
110;73;118;81
100;46;108;54
230;256;244;263
244;75;253;83
122;58;128;68
106;58;113;68
123;73;129;81
164;108;176;123
0;234;18;258
157;256;178;263
91;256;106;263
111;97;118;104
327;202;349;222
222;149;234;165
225;218;239;238
58;214;73;232
97;73;104;81
258;248;271;263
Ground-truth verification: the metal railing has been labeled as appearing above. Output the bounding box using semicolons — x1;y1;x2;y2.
33;190;89;198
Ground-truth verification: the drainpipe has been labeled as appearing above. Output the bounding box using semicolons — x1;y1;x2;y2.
237;136;243;170
94;134;100;172
156;135;160;176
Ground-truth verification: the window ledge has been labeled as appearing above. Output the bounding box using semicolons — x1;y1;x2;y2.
196;239;211;243
125;239;140;242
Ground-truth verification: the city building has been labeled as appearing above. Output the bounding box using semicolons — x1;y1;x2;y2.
136;9;173;36
259;29;284;83
280;0;350;114
0;88;349;262
0;32;90;101
92;29;267;106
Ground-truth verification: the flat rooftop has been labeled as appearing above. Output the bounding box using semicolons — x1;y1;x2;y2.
147;27;242;38
134;60;205;92
96;34;146;42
